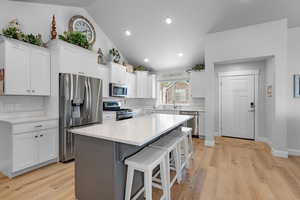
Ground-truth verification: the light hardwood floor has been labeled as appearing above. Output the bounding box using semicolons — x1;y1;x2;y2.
1;137;300;200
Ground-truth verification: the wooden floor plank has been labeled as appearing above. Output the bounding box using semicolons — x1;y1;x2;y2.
0;137;299;200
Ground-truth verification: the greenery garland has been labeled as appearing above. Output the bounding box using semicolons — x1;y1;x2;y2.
59;31;90;49
2;27;44;47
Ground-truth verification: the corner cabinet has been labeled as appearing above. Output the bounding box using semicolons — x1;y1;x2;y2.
0;37;50;96
190;71;207;98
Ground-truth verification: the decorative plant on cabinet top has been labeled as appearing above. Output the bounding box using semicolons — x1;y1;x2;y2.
109;48;121;63
1;19;44;47
59;31;90;49
134;65;148;72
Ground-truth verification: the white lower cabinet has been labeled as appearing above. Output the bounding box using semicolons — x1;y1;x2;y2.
13;132;38;172
0;119;58;177
38;129;58;163
12;127;58;173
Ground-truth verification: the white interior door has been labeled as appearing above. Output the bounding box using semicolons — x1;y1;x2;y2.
221;75;255;139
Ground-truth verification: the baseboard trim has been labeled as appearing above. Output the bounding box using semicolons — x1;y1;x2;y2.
205;139;215;147
255;137;270;144
288;148;300;156
271;148;289;158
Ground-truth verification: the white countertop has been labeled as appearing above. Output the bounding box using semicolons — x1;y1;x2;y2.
70;114;193;146
143;107;205;112
0;115;58;124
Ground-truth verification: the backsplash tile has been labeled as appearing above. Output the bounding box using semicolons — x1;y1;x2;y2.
0;96;45;118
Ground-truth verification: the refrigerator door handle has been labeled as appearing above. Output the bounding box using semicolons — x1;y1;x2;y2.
88;78;92;120
85;78;90;119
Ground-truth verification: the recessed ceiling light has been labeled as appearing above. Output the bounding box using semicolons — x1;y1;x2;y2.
165;18;172;24
178;53;183;57
144;58;149;63
125;30;131;36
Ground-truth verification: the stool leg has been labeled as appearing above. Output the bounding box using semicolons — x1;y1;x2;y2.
160;161;169;200
174;145;182;183
144;170;152;200
184;137;191;169
189;133;193;156
165;153;171;199
125;167;134;200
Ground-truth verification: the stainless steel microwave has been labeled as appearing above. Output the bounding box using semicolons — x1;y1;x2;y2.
109;83;128;97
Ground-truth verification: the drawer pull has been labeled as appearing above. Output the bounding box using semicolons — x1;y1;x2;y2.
34;135;38;138
35;125;43;128
40;134;44;137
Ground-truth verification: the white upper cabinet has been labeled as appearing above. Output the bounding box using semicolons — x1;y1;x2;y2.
97;66;109;98
30;48;51;95
136;71;149;98
0;37;50;96
127;72;136;98
48;39;100;79
147;74;156;99
190;71;207;98
109;62;127;85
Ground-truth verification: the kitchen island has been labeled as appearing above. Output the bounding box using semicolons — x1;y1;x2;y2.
70;114;193;200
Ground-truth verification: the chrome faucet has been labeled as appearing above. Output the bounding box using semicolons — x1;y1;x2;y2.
173;100;177;109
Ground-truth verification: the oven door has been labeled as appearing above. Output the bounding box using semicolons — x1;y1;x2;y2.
110;83;128;97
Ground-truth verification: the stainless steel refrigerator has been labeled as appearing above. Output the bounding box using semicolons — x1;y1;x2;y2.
59;73;102;162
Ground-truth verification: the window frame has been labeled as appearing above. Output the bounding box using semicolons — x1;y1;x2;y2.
158;79;191;105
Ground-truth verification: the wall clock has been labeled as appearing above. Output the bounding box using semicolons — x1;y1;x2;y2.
69;15;96;45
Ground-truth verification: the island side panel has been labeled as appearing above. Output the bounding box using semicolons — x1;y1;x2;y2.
75;135;117;200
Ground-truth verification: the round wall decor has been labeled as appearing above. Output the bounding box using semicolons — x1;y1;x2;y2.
69;15;96;45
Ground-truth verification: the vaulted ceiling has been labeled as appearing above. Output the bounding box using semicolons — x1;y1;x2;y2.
13;0;300;71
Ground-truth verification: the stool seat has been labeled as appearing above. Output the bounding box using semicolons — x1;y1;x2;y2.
125;147;169;200
125;147;166;171
150;135;181;151
181;127;192;136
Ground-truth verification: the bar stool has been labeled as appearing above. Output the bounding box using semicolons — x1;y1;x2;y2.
165;129;191;170
149;135;183;199
181;127;193;159
125;147;169;200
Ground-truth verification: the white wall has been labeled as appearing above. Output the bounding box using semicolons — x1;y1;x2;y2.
0;0;123;118
205;19;288;156
264;58;275;142
287;27;300;153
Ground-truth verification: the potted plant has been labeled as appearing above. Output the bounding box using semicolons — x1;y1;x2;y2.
133;65;148;71
59;31;90;49
191;64;205;71
109;48;121;63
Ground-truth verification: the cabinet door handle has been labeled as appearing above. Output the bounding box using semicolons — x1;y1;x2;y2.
26;89;31;93
35;125;43;128
34;135;38;138
31;90;35;93
40;134;44;137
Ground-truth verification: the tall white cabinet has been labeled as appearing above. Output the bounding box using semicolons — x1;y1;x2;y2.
190;71;207;98
127;72;136;98
0;37;50;96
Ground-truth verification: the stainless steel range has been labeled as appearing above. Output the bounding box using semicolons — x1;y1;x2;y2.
103;101;133;121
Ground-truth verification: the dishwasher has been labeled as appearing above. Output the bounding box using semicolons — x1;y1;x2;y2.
179;110;200;137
